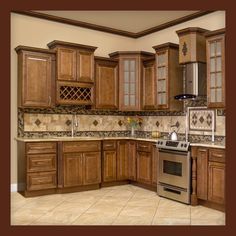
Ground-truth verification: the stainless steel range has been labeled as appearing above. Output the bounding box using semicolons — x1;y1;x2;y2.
156;139;191;204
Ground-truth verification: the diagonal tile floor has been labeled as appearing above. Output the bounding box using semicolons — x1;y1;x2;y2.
11;185;225;225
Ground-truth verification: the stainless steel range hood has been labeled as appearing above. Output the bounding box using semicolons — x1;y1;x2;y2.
174;62;206;100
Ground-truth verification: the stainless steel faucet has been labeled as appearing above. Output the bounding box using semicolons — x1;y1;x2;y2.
71;114;78;137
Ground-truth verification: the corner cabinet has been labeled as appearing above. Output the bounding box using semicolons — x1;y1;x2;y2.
94;57;119;109
152;43;183;111
15;46;56;108
47;40;97;105
205;29;225;108
109;51;154;111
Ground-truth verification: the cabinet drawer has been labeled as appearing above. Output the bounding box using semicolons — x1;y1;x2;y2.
63;141;101;153
27;171;57;191
209;149;225;163
137;142;151;152
27;154;57;172
26;142;57;154
103;140;116;150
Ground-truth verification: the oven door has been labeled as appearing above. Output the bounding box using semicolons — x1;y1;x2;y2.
158;149;190;189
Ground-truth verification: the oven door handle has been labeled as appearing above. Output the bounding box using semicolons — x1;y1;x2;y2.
158;148;189;156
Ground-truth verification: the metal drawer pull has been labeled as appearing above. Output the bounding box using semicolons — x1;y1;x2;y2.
104;144;114;147
35;161;47;165
212;153;223;158
139;145;148;148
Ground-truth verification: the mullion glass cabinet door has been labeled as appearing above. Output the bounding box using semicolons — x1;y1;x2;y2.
207;34;225;108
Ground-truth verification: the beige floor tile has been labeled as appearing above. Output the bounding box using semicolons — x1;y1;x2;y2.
191;206;225;220
63;194;102;204
152;217;191;225
112;215;152;225
52;201;93;212
97;196;130;206
11;208;46;225
103;189;134;198
72;212;116;225
85;202;123;215
126;196;160;207
191;218;225;225
119;205;157;218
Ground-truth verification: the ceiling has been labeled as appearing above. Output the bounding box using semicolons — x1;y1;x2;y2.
35;10;199;33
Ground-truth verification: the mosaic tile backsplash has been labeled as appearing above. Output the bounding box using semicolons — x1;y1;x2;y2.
19;108;225;138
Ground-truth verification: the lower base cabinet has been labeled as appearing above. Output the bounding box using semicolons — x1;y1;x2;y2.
193;147;225;206
61;141;101;188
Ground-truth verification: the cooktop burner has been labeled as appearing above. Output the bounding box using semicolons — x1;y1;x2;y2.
156;139;190;151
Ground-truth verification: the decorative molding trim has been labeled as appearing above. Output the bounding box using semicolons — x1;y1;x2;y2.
11;10;216;39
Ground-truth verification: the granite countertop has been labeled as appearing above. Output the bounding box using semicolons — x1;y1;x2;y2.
15;136;225;149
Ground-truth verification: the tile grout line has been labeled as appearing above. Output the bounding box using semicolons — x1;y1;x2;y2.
110;187;139;225
150;197;161;225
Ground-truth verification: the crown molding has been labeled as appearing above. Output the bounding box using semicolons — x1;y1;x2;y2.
12;10;216;39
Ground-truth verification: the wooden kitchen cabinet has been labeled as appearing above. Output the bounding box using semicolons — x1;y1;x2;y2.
102;141;117;182
142;58;156;110
192;147;225;208
152;143;158;186
117;140;129;180
136;142;152;185
47;40;97;105
17;141;57;196
152;43;183;111
128;141;137;181
205;28;225;108
61;141;101;188
95;57;119;109
15;46;56;108
109;51;154;111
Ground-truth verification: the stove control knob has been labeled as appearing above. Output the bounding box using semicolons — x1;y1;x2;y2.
184;144;187;147
157;141;160;144
181;144;183;147
160;141;163;145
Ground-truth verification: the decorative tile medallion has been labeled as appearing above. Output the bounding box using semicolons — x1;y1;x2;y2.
118;120;123;126
93;120;98;126
188;107;216;131
35;119;41;126
65;120;71;126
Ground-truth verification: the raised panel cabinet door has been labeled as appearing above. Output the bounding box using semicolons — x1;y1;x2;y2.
136;151;152;184
143;60;156;109
152;144;158;186
208;162;225;204
57;47;77;81
196;148;208;200
22;52;55;107
117;141;129;180
63;153;83;187
95;63;118;109
83;152;101;185
128;141;137;181
103;150;117;182
77;51;94;83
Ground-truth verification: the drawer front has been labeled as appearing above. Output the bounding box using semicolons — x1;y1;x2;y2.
26;142;57;154
63;141;101;153
103;140;116;150
27;154;57;172
209;149;225;163
27;171;57;191
137;141;151;152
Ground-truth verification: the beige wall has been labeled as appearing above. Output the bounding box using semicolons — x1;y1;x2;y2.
11;11;225;186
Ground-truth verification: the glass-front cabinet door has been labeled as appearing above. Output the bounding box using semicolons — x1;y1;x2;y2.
206;29;225;108
156;50;168;109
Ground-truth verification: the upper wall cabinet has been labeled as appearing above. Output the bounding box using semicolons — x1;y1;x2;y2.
153;43;183;111
205;28;225;108
142;58;156;110
15;46;56;108
176;27;209;64
47;40;97;105
109;51;154;111
94;57;119;110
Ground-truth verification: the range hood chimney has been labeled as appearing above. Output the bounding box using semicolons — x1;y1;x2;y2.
175;27;209;100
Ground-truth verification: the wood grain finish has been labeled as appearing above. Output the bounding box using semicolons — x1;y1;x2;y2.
95;57;118;109
27;171;57;191
196;148;208;200
142;59;156;110
103;150;117;182
83;152;101;185
16;47;55;108
26;142;57;154
208;162;225;204
117;141;129;180
206;29;225;108
63;153;83;187
128;141;137;181
62;141;101;153
152;144;158;186
209;149;225;163
191;146;198;205
176;27;209;64
136;141;152;152
103;140;117;150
